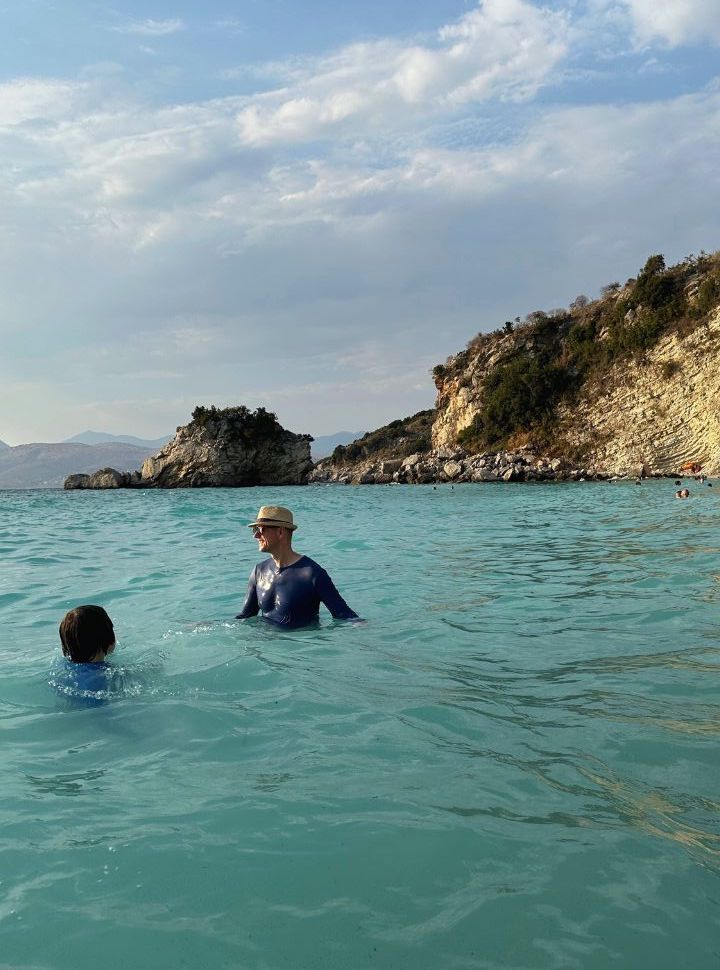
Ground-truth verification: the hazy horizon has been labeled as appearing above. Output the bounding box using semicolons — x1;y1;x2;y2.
0;425;366;449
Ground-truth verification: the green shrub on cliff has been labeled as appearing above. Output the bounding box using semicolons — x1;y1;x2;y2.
482;358;572;446
457;356;572;450
610;254;687;350
191;405;292;439
694;274;720;316
331;410;434;464
660;359;682;380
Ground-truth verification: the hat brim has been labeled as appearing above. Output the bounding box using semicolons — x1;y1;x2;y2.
248;519;297;531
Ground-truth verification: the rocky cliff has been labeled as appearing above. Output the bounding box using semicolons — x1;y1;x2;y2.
65;406;313;489
552;308;720;476
432;329;518;452
431;251;720;476
314;250;720;484
310;410;434;484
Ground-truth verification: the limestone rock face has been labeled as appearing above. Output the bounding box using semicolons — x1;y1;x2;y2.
432;330;519;451
431;306;720;476
64;406;313;489
554;309;720;475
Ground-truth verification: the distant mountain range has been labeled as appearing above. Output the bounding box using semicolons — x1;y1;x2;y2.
64;430;172;449
62;428;364;459
310;431;365;461
0;428;366;487
0;442;157;489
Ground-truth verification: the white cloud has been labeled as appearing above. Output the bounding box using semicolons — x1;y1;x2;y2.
0;78;84;126
1;71;718;281
0;4;566;254
212;18;246;36
236;0;568;146
621;0;720;47
120;18;186;37
211;85;720;228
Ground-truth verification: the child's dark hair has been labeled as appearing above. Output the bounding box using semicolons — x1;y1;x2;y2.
59;605;115;663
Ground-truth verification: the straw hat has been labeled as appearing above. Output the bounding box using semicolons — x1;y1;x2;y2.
247;505;297;531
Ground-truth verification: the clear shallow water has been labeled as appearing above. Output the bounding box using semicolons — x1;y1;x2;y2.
1;481;719;969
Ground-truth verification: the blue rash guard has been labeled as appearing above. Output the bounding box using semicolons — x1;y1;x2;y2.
236;555;359;628
50;658;112;706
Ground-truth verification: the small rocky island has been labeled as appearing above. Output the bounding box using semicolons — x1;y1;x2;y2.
64;405;313;489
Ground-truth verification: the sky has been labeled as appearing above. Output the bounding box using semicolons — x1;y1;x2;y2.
1;0;719;444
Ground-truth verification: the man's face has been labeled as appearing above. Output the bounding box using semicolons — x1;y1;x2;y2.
253;525;283;554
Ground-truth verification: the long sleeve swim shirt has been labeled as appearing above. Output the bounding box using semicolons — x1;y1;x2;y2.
236;555;358;628
50;658;112;706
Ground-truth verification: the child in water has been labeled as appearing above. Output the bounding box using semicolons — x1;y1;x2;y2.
59;605;116;663
53;605;117;704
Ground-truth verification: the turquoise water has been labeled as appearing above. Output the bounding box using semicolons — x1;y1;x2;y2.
2;482;719;969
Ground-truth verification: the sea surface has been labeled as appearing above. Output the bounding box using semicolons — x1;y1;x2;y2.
1;482;719;969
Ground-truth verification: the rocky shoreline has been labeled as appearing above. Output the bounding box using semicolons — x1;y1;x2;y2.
310;447;662;485
66;446;693;490
65;468;147;489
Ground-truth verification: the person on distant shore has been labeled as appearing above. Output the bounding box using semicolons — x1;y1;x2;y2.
675;488;690;499
59;605;116;663
236;506;359;628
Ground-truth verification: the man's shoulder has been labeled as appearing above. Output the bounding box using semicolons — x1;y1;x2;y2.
295;554;319;568
281;555;326;579
300;556;331;578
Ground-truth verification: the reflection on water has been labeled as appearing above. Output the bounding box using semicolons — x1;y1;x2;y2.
26;769;106;797
545;645;720;677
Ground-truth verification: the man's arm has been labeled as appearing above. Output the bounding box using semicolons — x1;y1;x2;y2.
315;566;359;620
235;566;260;619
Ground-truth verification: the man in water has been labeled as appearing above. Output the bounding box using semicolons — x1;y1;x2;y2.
235;505;359;628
